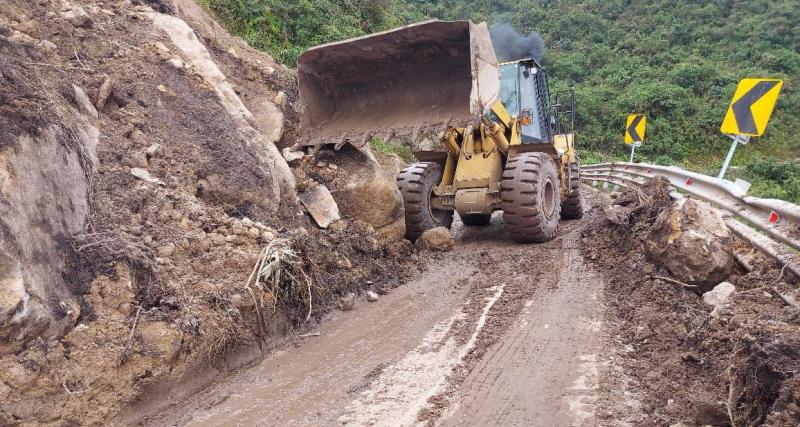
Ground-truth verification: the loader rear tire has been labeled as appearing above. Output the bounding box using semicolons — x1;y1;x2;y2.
561;160;583;219
460;214;491;226
501;152;560;243
397;162;453;241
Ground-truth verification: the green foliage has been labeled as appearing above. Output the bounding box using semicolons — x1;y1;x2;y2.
740;157;800;202
203;0;423;65
370;138;414;162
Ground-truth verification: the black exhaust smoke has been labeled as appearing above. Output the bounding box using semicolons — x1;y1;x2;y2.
489;23;546;62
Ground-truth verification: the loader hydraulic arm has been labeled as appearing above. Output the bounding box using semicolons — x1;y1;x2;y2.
481;100;520;156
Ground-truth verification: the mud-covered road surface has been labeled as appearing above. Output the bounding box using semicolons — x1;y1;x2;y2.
144;191;610;426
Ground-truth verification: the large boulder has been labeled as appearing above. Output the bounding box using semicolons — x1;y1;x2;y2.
645;198;733;290
415;227;455;251
327;147;405;242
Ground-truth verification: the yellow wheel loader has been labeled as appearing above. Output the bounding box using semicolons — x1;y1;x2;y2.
297;20;582;243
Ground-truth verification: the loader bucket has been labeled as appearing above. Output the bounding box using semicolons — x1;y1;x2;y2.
297;20;499;149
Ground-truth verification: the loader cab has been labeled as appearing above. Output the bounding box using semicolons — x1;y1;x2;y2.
499;58;552;144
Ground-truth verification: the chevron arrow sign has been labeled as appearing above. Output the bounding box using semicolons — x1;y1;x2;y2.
625;114;646;144
720;78;783;136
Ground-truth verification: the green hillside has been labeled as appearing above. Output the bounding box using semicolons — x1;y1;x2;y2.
203;0;800;200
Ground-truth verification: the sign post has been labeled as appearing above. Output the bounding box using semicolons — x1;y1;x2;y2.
718;78;783;179
625;114;646;162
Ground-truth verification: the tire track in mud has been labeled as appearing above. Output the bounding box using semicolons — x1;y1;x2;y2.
147;191;606;426
416;213;604;426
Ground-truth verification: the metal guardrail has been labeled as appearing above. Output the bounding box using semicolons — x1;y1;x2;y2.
582;162;800;252
582;162;800;277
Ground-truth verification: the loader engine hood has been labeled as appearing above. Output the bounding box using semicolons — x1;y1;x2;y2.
297;20;500;149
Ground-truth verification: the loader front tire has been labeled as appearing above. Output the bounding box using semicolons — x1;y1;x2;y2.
397;162;453;241
561;160;583;219
501;152;560;243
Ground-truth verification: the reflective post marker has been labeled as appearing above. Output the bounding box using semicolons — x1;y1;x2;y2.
718;134;750;179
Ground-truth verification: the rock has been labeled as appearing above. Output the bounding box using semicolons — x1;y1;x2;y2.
153;41;170;55
328;147;406;242
247;227;260;239
146;143;160;157
251;100;284;144
0;260;26;326
96;77;113;110
329;219;347;233
71;84;98;119
339;293;355;311
282;147;304;163
703;282;736;316
149;12;295;213
316;161;327;168
208;233;226;246
645;198;734;291
605;205;632;226
166;57;184;69
157;84;168;93
60;6;92;28
39;39;57;50
241;218;254;228
415;227;455;251
273;91;286;106
128;128;145;144
130;167;165;185
138;321;182;363
260;230;275;243
366;291;379;302
157;244;175;257
299;184;341;229
0;359;39;391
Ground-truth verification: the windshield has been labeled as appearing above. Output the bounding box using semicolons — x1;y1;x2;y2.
499;64;520;116
499;62;545;142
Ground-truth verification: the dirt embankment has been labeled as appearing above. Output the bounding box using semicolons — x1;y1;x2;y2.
584;180;800;426
0;0;416;424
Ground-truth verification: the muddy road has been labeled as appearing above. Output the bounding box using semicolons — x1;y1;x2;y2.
139;192;609;426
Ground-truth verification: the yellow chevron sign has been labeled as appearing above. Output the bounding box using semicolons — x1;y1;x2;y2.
720;78;782;136
624;114;646;144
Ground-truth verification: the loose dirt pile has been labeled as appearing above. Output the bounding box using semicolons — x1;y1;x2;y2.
584;179;800;426
0;0;417;425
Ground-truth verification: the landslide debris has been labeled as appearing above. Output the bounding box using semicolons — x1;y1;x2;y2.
646;195;735;291
0;0;418;424
584;179;800;426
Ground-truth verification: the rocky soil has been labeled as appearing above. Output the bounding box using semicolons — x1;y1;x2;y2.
0;0;417;424
584;179;800;426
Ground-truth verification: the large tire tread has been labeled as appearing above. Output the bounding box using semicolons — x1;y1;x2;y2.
501;152;560;243
561;160;584;219
397;162;453;241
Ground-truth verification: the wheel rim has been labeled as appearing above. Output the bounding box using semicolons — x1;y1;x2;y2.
543;178;556;219
428;187;449;224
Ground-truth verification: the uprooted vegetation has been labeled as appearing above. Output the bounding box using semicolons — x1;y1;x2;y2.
584;179;800;426
0;0;418;424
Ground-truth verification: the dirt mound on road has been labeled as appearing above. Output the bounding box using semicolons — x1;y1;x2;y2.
585;181;800;426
